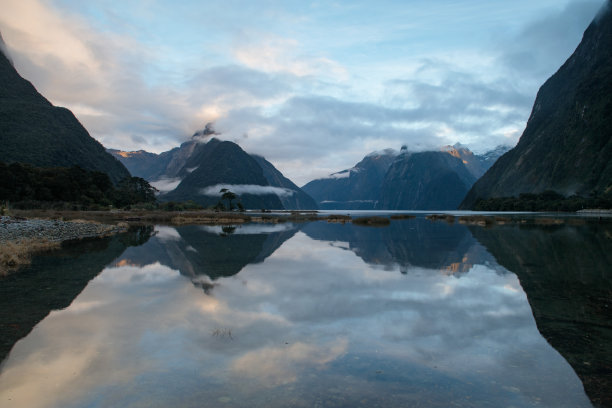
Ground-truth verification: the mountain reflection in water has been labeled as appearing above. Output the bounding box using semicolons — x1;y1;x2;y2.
0;217;607;408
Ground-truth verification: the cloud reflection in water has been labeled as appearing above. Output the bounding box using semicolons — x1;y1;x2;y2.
0;223;592;407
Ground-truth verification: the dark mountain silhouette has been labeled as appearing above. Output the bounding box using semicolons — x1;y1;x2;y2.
461;2;612;208
0;36;130;184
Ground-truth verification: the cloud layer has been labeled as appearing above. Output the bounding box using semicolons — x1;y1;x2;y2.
201;184;295;197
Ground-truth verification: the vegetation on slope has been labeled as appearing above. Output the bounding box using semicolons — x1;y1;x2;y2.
0;161;157;210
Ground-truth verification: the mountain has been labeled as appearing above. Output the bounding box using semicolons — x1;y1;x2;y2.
461;2;612;208
0;36;130;184
302;149;398;209
106;149;169;180
161;139;284;209
381;151;477;210
441;143;511;179
303;144;506;210
476;145;512;173
251;155;317;210
109;130;317;209
107;126;218;181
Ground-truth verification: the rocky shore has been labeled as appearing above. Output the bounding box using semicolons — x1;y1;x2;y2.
0;216;127;275
0;216;126;244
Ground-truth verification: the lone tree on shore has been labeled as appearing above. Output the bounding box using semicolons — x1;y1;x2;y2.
220;188;237;210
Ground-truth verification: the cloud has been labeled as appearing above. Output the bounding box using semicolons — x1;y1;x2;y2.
150;177;182;193
233;35;348;80
200;223;297;235
230;339;348;387
495;0;605;85
201;184;296;197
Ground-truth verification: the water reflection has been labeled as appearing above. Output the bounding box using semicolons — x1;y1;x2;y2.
0;227;153;363
115;223;301;282
303;218;500;275
471;222;612;407
0;220;599;407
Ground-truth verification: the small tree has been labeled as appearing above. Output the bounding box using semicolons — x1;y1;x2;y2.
220;188;237;210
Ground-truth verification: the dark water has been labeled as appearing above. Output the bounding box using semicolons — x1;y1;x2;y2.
0;217;610;408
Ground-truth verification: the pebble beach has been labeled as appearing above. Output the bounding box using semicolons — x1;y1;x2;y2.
0;216;126;244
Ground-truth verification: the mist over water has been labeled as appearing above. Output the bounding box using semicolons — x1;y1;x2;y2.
1;217;607;407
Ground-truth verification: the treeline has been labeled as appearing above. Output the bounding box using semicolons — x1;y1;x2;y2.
0;161;157;210
473;190;612;212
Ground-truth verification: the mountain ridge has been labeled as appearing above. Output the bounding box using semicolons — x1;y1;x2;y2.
461;2;612;208
109;135;317;209
0;37;131;184
303;144;509;210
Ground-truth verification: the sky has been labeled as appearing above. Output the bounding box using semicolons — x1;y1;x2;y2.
0;0;607;185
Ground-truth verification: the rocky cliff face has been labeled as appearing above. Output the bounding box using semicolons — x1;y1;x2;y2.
0;37;130;184
461;2;612;208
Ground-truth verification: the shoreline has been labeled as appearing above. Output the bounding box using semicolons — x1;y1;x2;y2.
0;216;128;275
1;209;609;275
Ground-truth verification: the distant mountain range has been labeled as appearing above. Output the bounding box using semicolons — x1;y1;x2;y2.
302;144;510;210
0;34;130;184
461;2;612;208
109;131;317;210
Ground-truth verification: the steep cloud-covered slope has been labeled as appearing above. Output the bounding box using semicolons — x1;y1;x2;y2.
0;37;130;184
251;155;317;210
381;151;477;210
461;2;612;208
302;149;398;210
303;145;506;210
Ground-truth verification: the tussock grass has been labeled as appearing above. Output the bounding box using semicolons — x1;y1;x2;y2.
326;215;351;223
534;218;565;225
426;214;456;223
0;239;61;276
390;214;416;220
170;213;251;225
352;216;391;227
457;215;495;227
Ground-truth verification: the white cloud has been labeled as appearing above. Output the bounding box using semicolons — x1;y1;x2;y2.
200;223;296;235
201;184;296;197
150;177;182;193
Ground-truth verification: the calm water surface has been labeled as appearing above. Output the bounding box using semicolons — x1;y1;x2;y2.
1;217;609;408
